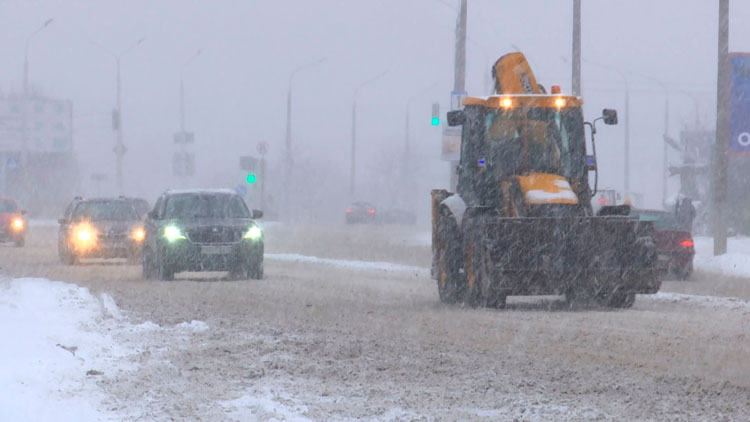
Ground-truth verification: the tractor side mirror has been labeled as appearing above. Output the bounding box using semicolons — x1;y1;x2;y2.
447;110;465;126
602;109;618;125
252;209;263;219
584;155;597;172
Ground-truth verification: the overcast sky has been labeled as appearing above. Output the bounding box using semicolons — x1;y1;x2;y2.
1;0;749;211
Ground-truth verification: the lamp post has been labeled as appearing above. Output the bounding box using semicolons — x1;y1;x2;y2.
21;18;54;195
92;37;145;195
284;57;325;214
584;59;631;198
350;71;387;197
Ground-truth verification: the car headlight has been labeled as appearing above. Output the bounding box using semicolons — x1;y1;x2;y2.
243;225;262;240
72;223;97;248
164;225;186;242
11;218;24;231
132;228;145;242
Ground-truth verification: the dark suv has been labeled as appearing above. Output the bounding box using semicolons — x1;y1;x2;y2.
58;197;145;264
142;189;264;280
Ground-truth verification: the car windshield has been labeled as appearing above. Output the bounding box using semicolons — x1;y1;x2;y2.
484;107;585;178
165;194;250;219
72;201;138;221
0;199;18;213
632;211;681;230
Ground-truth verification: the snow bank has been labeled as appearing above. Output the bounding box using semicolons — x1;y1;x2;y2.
266;253;428;276
0;277;130;421
644;291;750;310
693;236;750;279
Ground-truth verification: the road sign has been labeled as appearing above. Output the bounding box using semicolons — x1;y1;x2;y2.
730;53;750;154
441;127;461;161
257;141;268;155
173;132;195;145
239;156;258;171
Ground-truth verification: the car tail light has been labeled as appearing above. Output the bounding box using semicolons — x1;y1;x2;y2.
345;209;352;213
368;209;375;214
680;239;694;248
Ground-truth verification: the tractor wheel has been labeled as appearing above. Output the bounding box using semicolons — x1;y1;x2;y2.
436;233;463;304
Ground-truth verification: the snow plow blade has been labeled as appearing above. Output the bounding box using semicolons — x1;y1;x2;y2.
464;212;660;297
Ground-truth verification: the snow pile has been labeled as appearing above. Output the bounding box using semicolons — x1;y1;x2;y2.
266;253;429;276
693;236;750;278
223;389;311;422
0;277;131;421
645;292;750;310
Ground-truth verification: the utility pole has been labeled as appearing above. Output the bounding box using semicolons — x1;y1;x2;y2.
572;0;581;96
714;0;729;256
449;0;467;192
350;71;387;197
93;38;144;195
284;58;325;218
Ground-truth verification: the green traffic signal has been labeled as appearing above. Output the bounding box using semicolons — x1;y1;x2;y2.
246;174;256;184
431;117;440;126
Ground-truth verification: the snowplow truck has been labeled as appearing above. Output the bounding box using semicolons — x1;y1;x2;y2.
431;52;659;309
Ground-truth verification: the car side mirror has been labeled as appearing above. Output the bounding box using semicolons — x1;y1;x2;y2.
58;218;67;225
147;210;159;220
447;110;465;126
602;109;618;125
252;209;263;219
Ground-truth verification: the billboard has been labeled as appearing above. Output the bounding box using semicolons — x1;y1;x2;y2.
730;53;750;154
0;98;73;153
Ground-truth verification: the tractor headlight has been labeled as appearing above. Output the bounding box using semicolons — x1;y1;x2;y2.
164;225;186;242
243;225;262;240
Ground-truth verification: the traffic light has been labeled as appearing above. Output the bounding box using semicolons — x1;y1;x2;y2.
246;174;257;184
431;102;440;126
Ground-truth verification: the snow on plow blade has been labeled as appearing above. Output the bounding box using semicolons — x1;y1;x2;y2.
476;216;660;296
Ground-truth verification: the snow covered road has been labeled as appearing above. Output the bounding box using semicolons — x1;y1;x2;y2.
1;224;750;421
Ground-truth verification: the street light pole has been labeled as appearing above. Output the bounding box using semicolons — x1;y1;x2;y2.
350;71;387;197
584;59;631;198
572;0;581;96
92;37;144;195
21;18;53;197
284;57;325;214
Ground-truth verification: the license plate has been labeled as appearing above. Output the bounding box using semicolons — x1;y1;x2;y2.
201;245;232;255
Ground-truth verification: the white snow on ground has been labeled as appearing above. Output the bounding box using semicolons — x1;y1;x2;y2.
643;292;750;310
694;236;750;278
0;277;310;421
0;277;131;421
223;389;312;422
266;253;429;276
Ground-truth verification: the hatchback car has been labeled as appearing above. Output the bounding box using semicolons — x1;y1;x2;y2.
58;197;145;264
345;201;377;224
630;209;694;280
141;189;264;280
0;197;27;247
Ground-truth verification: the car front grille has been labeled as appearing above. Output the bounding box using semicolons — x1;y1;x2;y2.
186;227;243;244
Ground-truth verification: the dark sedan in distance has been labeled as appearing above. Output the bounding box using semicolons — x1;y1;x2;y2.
630;209;694;280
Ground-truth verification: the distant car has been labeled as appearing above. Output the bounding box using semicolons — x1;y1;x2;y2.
0;197;27;247
379;208;417;225
345;201;377;224
141;189;264;280
57;197;145;264
630;209;694;280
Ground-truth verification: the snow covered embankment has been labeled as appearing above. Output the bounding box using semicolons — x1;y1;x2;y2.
693;236;750;279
